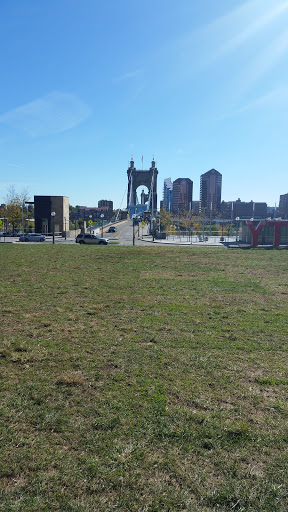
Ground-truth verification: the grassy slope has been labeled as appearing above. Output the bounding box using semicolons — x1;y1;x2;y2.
1;244;288;511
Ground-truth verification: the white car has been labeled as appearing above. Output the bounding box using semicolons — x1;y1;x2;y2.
76;233;109;245
19;233;46;242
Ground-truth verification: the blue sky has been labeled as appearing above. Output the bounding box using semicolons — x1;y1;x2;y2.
1;0;288;209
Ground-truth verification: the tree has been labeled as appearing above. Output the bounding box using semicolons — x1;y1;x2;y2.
0;186;31;232
159;208;173;232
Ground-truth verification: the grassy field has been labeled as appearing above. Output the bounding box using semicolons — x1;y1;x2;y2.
1;244;288;511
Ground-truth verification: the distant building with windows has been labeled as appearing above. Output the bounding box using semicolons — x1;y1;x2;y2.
98;199;113;212
221;199;267;219
172;178;193;214
192;200;200;215
73;202;113;221
279;193;288;218
200;168;222;214
162;178;173;211
220;201;233;219
253;202;267;219
233;199;254;219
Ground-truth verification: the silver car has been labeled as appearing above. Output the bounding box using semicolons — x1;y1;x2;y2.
19;233;46;242
75;233;109;245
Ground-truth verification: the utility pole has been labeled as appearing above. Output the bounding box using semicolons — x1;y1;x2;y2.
22;203;24;235
132;214;136;245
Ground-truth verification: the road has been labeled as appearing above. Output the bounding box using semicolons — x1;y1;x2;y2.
1;222;232;247
1;221;152;246
104;220;151;246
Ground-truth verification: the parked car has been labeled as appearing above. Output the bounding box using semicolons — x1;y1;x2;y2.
108;226;117;233
19;233;46;242
1;231;18;237
75;233;109;245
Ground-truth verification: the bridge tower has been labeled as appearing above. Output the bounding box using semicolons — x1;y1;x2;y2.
127;157;158;219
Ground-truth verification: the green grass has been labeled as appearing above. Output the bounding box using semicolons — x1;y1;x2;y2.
1;244;288;511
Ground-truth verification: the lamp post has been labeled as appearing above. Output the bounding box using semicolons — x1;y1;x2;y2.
64;216;67;240
0;217;5;242
202;208;206;241
51;211;56;244
209;202;212;237
22;203;25;236
100;213;104;237
152;217;156;242
89;214;92;234
236;217;240;242
132;214;136;245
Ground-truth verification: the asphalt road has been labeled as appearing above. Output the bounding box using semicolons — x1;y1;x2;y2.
1;221;151;246
1;224;233;247
107;220;150;246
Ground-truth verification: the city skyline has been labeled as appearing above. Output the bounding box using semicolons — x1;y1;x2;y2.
1;1;288;208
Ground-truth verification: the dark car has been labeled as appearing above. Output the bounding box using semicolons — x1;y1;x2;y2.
108;226;117;233
19;233;46;242
1;231;18;237
76;233;109;245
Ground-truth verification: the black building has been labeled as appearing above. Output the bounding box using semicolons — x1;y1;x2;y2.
172;178;193;214
200;168;222;214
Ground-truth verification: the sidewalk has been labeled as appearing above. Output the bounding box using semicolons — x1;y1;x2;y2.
140;235;232;247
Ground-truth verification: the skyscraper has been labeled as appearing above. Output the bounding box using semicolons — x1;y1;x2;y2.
172;178;193;213
200;168;222;214
162;178;173;211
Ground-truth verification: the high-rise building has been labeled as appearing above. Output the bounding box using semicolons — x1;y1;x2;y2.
200;168;222;214
162;178;173;211
172;178;193;213
279;193;288;218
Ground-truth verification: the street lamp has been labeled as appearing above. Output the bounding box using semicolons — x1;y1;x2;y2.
89;214;92;234
152;217;156;242
100;213;104;237
22;202;25;235
0;217;5;242
51;211;56;244
236;217;240;242
132;214;136;245
64;216;67;240
202;208;206;241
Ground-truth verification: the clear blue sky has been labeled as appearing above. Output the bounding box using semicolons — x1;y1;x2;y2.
1;0;287;209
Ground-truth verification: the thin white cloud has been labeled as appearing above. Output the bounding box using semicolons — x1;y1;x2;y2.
116;69;144;81
0;92;91;137
239;28;288;92
167;0;288;80
218;86;288;119
209;0;288;58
